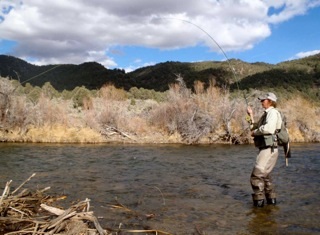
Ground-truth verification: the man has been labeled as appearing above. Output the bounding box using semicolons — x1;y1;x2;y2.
247;92;282;207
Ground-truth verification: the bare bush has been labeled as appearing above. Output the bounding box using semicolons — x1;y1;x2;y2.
28;94;72;128
176;105;213;144
84;97;134;138
193;81;250;143
6;96;31;130
0;78;14;124
150;77;213;144
0;77;31;131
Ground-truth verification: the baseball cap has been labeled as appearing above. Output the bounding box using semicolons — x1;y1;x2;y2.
258;92;277;102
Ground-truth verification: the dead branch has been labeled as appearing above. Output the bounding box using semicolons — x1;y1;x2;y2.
101;124;134;140
0;175;109;235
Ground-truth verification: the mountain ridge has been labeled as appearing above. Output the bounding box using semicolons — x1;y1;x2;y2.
0;54;319;96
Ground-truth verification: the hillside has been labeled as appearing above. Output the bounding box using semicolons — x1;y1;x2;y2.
128;59;274;91
0;54;319;98
0;55;131;90
232;53;320;100
0;54;276;92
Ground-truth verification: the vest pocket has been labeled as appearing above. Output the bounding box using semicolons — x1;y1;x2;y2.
254;135;273;148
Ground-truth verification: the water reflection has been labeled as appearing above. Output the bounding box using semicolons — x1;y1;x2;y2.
247;206;280;234
0;143;319;234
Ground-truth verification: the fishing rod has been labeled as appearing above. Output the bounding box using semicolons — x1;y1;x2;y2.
159;17;248;106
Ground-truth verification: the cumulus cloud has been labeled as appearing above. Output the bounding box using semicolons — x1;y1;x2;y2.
0;0;319;67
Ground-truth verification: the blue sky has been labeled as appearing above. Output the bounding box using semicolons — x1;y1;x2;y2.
1;0;320;72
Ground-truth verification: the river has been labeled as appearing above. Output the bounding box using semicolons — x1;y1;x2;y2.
0;143;319;234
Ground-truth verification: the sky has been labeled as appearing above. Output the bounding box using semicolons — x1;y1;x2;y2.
0;0;320;72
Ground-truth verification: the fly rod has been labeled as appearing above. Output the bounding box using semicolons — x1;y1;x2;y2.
159;17;248;106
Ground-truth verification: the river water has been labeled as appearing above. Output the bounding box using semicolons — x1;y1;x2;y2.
0;143;319;234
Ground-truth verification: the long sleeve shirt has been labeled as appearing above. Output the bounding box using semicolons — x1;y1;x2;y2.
252;107;282;136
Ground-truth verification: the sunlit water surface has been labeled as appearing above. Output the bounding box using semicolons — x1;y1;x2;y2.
0;143;319;234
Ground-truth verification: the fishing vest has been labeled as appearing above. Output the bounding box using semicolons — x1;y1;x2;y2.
253;108;281;148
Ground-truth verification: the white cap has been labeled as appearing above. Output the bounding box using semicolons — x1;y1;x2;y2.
258;92;277;102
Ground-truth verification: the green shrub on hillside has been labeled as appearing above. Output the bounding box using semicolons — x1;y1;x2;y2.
26;86;42;103
71;86;94;108
128;87;167;102
42;82;60;99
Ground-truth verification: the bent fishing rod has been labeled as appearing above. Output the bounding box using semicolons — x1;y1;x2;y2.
159;17;248;106
164;18;291;166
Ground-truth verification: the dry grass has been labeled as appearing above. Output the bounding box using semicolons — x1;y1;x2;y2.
24;124;105;143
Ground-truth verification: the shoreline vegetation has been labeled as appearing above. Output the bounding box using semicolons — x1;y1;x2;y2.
1;76;320;144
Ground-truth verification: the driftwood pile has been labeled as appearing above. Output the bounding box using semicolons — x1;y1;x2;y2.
0;174;107;235
0;174;172;235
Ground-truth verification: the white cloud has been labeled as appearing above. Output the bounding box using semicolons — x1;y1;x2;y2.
0;0;319;67
266;0;320;23
124;61;156;73
295;50;320;59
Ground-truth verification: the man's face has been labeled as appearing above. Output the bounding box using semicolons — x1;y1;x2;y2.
260;99;272;109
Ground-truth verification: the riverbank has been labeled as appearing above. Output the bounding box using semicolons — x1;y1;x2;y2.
1;124;319;144
0;125;211;144
1;77;320;145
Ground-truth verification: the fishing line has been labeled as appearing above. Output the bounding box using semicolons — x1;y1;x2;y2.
20;65;61;85
159;17;248;105
7;64;62;94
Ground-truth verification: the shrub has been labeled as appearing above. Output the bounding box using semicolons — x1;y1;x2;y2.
99;84;127;101
150;78;213;144
26;86;42;103
0;77;31;130
128;87;167;102
27;94;72;128
71;86;93;108
41;82;60;99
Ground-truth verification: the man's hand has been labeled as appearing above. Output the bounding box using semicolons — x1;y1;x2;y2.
247;106;254;124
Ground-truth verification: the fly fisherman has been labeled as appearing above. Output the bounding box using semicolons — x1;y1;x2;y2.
246;92;282;207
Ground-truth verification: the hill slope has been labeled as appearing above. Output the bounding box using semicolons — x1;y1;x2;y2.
0;54;319;98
